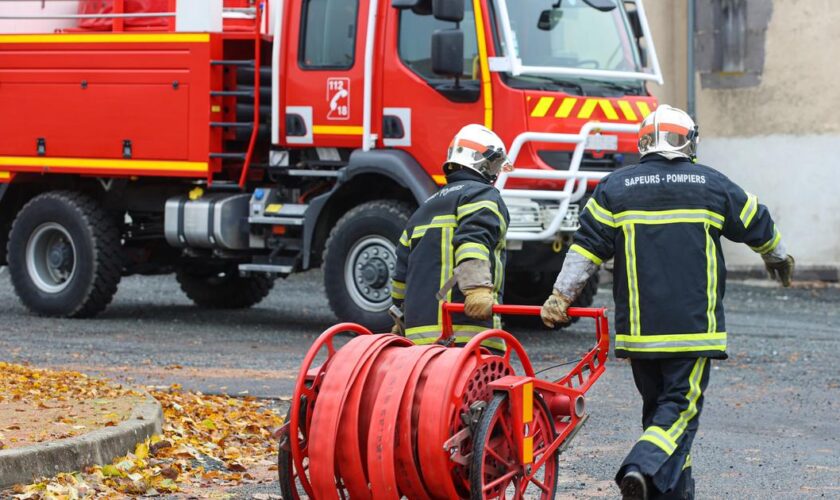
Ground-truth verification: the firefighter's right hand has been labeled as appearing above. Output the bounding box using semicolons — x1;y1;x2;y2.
464;287;495;321
541;290;572;328
766;255;795;287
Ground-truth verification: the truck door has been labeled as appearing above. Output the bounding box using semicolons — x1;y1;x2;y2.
381;3;487;181
284;0;367;149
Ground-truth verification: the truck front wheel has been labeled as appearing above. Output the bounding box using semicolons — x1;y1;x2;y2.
7;191;122;318
322;200;412;332
176;265;274;309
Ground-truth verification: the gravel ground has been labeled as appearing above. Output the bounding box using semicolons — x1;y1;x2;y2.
0;268;838;498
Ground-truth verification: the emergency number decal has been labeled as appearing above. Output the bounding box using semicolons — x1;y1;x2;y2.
326;77;350;120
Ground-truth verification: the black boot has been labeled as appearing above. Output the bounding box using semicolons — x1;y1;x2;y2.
620;465;649;500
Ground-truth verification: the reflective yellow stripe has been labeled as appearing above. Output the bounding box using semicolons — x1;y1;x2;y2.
739;192;759;228
455;243;490;263
438;227;454;327
399;231;410;247
639;425;677;455
616;332;727;344
599;100;619;120
585;198;617;227
570;244;603;266
411;215;457;239
618;100;638;121
391;280;406;300
624;224;640;335
0;171;10;181
457;201;507;232
752;226;781;254
312;125;364;136
637;101;653;118
613;209;724;229
531;97;555;118
555;97;578;118
0;156;207;173
667;358;707;442
705;224;718;333
0;33;209;44
472;0;493;129
683;454;692;470
577;99;598;119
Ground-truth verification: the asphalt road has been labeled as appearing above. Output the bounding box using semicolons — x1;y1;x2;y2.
1;268;838;498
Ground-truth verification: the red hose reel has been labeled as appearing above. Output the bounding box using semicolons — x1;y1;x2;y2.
277;304;610;499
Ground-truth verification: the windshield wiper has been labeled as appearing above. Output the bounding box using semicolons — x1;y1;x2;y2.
579;78;643;95
515;75;586;95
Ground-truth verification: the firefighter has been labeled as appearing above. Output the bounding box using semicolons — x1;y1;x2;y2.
540;105;795;500
390;124;513;350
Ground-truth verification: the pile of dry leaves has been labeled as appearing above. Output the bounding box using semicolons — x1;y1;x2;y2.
1;363;285;499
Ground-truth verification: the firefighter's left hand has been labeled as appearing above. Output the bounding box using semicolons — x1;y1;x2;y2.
464;287;495;321
766;255;795;287
541;290;572;328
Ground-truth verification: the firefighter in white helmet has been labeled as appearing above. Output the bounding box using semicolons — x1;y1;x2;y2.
390;124;513;350
541;105;794;499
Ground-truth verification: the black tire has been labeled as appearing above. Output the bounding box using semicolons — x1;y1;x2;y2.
504;269;600;328
176;265;273;309
469;393;558;499
7;191;122;318
323;200;413;332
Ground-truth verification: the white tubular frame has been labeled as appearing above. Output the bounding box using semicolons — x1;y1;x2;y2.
270;0;284;145
498;122;640;241
362;0;379;152
493;0;663;84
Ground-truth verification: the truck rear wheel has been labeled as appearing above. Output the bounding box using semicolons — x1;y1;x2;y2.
7;191;122;318
176;265;274;309
323;200;412;332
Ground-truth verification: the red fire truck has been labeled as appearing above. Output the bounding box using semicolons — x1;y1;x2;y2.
0;0;660;329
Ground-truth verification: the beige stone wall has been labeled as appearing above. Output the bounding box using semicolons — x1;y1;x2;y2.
644;0;840;137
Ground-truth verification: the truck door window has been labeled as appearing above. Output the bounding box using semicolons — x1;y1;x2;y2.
300;0;359;69
398;6;481;102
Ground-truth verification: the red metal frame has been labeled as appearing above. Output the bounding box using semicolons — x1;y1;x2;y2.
442;302;610;488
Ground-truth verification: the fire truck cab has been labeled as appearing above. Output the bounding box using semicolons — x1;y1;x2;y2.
0;0;660;329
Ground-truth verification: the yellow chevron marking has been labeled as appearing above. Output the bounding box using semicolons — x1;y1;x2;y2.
0;171;10;181
577;99;598;119
555;97;578;118
618;100;638;121
599;99;619;120
637;101;653;118
531;97;555;118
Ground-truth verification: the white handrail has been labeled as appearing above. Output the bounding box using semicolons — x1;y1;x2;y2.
361;0;379;152
499;121;640;241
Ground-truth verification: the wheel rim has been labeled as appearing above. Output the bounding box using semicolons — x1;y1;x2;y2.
344;235;396;312
479;397;557;499
25;222;77;294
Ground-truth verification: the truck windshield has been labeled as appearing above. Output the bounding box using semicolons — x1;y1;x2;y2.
494;0;643;87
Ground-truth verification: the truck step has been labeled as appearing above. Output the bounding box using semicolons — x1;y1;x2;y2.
210;152;248;160
211;59;256;67
211;90;254;98
239;263;293;275
211;122;254;129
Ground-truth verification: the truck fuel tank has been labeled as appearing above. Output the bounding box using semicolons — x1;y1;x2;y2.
164;193;250;250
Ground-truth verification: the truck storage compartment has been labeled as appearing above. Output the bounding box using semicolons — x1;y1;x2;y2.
0;37;212;166
165;193;251;250
76;0;170;31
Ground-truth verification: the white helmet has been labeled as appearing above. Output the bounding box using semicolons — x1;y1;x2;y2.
444;124;514;182
638;105;699;160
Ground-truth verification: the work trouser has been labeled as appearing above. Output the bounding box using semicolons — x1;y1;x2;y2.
616;357;711;499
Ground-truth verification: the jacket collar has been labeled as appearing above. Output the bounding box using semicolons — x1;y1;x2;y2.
640;153;693;165
446;168;491;185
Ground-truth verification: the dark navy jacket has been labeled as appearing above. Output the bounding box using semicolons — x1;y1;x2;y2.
570;155;780;359
391;169;509;350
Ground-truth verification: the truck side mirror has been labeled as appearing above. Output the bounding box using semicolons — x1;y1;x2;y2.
431;29;464;77
392;0;432;15
432;0;464;22
626;9;643;40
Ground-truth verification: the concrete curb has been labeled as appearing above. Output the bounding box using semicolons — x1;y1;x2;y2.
0;394;163;488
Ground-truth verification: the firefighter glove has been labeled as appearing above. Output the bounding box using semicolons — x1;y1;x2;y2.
766;255;795;287
464;287;495;320
541;290;572;328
